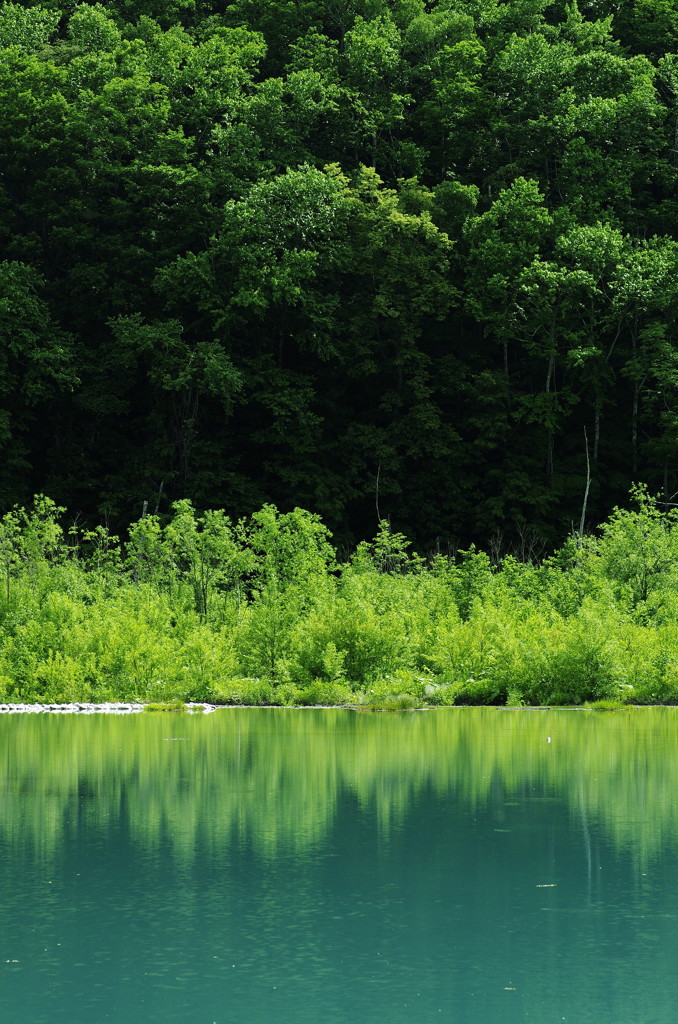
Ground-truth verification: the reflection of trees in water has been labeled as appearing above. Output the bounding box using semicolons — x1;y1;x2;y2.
1;708;676;865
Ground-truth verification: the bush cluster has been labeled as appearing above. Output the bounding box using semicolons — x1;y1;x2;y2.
2;489;678;707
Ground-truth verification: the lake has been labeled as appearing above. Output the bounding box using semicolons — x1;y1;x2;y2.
2;707;678;1023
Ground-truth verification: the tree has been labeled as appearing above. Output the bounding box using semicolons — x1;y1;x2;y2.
0;262;75;504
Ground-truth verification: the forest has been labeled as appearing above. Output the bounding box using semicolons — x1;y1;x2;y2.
2;0;678;549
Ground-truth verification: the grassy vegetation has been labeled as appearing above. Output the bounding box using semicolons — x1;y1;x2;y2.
2;488;678;708
142;701;189;713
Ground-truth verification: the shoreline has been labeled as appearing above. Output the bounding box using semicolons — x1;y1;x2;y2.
0;702;659;714
0;702;219;714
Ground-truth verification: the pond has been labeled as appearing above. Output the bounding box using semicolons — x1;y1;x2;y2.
2;707;678;1023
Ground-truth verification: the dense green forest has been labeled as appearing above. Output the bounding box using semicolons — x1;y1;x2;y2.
2;0;678;545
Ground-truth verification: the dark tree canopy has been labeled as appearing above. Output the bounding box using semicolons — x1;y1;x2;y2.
1;0;678;545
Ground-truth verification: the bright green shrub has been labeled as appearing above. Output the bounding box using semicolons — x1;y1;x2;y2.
424;603;499;691
5;491;678;707
353;520;424;575
587;487;678;612
236;581;302;681
212;677;275;705
363;692;420;710
31;651;97;702
247;505;336;590
289;590;410;688
450;546;495;620
295;679;355;706
130;500;254;620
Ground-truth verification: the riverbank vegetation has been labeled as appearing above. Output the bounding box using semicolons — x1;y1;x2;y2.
3;490;678;707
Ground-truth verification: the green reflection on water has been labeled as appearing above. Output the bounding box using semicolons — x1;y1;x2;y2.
2;707;677;865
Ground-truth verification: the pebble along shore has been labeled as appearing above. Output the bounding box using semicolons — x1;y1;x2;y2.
0;703;218;714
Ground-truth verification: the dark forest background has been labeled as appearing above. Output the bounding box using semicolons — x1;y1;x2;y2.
2;0;678;548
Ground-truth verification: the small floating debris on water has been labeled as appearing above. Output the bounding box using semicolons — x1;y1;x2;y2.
0;702;145;714
536;883;557;887
0;702;218;714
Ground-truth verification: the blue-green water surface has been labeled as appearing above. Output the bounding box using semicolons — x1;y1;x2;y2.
2;707;678;1023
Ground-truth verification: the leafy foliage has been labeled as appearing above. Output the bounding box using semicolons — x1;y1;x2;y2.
0;0;677;547
2;492;678;707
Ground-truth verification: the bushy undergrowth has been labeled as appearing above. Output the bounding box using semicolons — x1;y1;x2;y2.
2;489;678;707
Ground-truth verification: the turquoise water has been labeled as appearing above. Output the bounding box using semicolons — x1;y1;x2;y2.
2;707;678;1023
